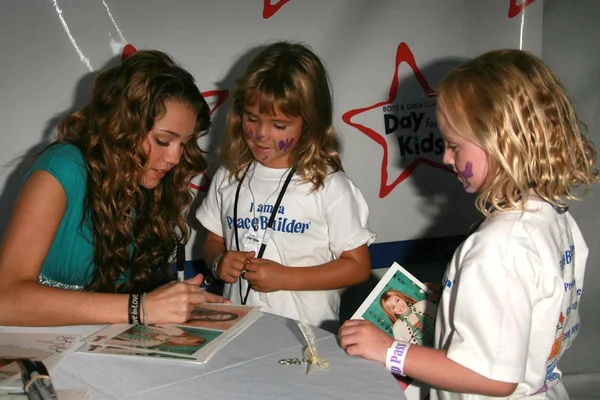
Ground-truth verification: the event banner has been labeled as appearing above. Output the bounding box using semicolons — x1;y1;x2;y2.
0;0;543;267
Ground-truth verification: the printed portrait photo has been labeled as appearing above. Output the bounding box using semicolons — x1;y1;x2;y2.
180;304;252;331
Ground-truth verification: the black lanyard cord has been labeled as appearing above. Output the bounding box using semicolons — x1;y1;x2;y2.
232;164;251;256
233;164;296;305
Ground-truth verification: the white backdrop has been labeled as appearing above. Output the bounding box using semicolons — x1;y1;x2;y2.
2;0;597;397
0;0;543;265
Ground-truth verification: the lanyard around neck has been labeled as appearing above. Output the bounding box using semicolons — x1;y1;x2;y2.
233;163;296;304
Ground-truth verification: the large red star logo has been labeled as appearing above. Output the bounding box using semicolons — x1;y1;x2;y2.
342;42;452;198
508;0;537;18
121;45;229;193
262;0;292;19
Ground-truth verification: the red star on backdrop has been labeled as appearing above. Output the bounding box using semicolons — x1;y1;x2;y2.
342;42;452;199
121;44;137;62
262;0;291;19
121;45;229;193
508;0;537;18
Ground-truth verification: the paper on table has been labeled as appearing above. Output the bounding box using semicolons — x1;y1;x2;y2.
0;333;80;388
80;304;262;364
0;388;89;400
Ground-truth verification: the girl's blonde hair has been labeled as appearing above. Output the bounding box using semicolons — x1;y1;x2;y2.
380;289;417;324
437;49;598;215
221;41;343;191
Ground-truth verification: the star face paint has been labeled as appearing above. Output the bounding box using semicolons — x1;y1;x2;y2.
457;161;474;189
437;110;489;193
241;103;303;169
278;138;294;151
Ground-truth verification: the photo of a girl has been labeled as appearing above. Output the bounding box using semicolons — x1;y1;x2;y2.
379;288;436;346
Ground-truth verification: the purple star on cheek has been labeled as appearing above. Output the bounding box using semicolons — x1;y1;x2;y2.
244;128;254;139
278;138;294;151
457;162;474;189
458;161;474;179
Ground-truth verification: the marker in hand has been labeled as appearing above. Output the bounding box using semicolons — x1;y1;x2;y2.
177;242;185;282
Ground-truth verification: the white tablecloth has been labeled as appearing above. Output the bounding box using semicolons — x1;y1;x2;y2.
1;313;406;400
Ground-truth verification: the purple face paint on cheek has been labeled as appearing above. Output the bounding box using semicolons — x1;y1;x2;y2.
458;161;474;179
244;127;254;140
457;161;474;189
278;138;294;151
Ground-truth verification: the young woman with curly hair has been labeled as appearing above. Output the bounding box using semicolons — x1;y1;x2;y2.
0;50;226;327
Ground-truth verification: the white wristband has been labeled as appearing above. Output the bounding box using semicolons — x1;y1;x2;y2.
385;340;411;376
212;253;225;279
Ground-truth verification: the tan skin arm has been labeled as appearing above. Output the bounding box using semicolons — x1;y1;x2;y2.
0;171;225;327
339;320;518;397
204;231;371;292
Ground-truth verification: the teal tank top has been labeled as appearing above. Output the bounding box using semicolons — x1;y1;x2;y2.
25;144;93;289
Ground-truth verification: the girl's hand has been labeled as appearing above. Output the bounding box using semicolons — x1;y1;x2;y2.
144;273;229;325
244;258;286;292
338;319;394;364
217;251;255;283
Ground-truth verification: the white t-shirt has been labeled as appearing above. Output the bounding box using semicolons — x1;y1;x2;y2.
432;200;587;400
197;162;376;329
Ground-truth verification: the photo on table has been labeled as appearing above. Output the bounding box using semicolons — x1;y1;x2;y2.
87;324;222;358
179;303;255;331
76;343;199;362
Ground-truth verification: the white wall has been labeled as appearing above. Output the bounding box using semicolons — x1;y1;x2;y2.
0;0;542;265
542;1;600;398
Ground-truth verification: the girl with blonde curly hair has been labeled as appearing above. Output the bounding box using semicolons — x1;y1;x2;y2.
197;41;375;330
0;50;226;327
340;49;598;399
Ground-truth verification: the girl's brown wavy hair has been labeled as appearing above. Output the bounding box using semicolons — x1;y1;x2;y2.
221;41;343;191
437;49;598;216
56;50;210;293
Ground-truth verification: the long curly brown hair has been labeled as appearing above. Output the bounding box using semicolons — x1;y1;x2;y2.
56;50;210;293
221;41;343;191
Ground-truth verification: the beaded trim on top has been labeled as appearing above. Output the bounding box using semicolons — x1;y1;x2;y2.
38;274;85;291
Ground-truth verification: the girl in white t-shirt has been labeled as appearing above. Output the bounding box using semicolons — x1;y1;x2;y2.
197;41;375;330
339;49;598;399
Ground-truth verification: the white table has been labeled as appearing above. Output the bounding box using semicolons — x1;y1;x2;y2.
1;313;406;399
